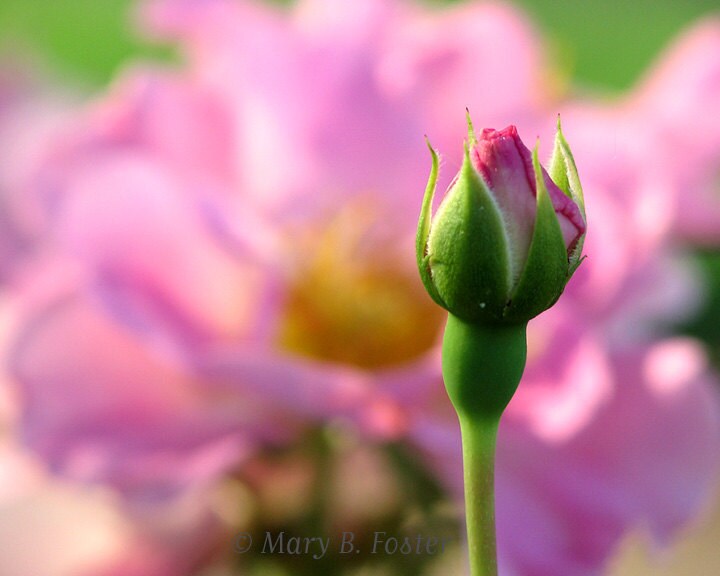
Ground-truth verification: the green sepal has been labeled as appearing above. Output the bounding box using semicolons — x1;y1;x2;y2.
426;145;511;322
465;108;477;144
549;116;586;276
504;145;569;322
549;117;585;216
416;140;447;309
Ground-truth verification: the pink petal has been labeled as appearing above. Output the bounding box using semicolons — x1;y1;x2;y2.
8;279;262;496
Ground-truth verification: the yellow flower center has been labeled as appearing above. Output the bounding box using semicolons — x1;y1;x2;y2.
277;203;443;370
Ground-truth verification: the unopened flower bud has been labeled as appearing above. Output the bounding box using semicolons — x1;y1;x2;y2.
417;116;586;324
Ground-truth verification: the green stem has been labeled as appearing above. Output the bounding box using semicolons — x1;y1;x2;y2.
440;314;527;576
459;417;500;576
306;427;334;536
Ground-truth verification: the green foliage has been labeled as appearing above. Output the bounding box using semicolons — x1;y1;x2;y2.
513;0;719;90
0;0;170;85
681;251;720;368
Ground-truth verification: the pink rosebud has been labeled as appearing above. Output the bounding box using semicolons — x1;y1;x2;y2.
418;117;587;324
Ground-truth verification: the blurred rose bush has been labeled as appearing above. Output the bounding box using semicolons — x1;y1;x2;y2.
1;0;720;575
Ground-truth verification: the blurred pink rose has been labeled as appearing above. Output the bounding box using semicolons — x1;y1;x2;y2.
0;308;224;576
556;19;720;247
1;2;719;576
632;18;720;244
0;67;76;280
6;72;308;497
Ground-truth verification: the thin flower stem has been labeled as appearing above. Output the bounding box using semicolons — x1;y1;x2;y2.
459;417;500;576
440;315;527;576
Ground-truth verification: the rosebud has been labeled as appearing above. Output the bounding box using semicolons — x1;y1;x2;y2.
417;117;586;324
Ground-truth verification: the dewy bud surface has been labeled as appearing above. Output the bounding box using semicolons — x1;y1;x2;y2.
417;118;586;324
